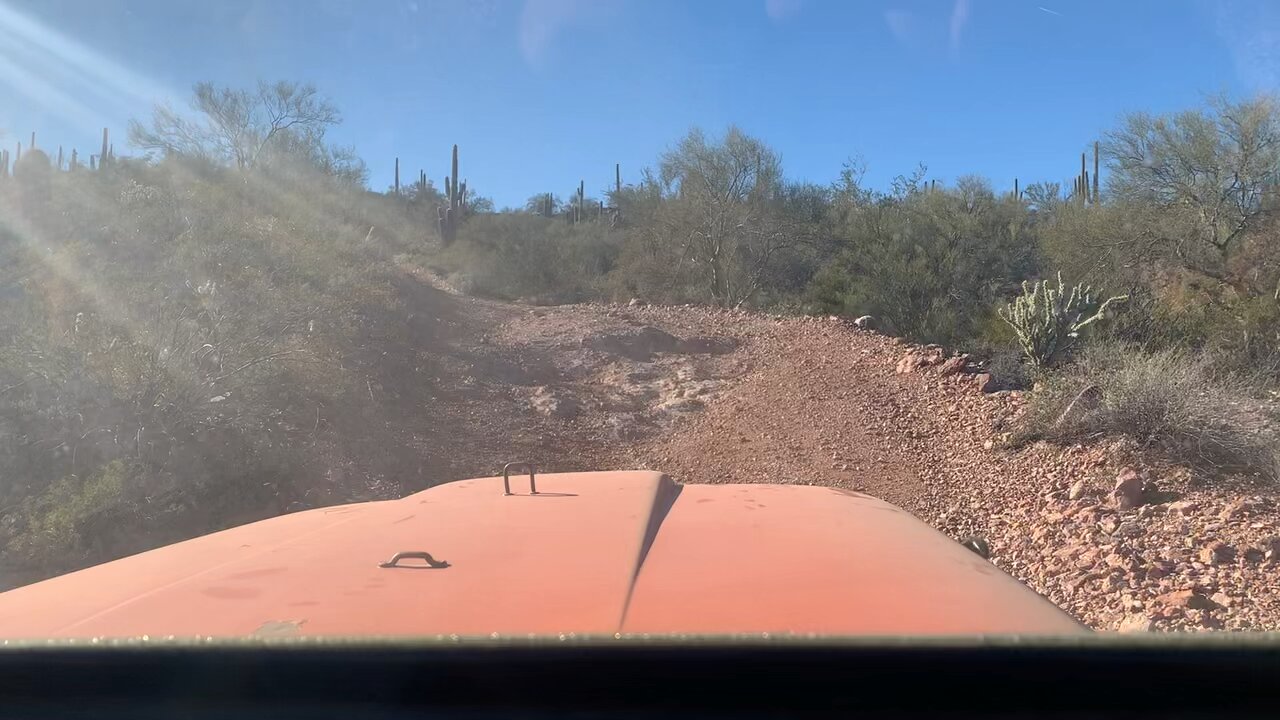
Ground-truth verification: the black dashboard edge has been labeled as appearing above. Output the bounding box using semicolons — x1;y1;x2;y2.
0;637;1277;716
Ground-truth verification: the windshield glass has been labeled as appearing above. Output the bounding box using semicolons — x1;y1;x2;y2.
1;0;1278;638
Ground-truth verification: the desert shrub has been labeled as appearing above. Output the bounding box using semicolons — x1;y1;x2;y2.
603;229;711;305
0;152;432;580
1097;280;1280;388
8;460;137;569
809;176;1039;345
1013;343;1278;478
441;214;619;302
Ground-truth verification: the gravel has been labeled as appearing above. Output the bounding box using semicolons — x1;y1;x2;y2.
441;291;1280;632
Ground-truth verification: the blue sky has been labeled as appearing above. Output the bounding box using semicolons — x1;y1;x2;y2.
1;0;1275;207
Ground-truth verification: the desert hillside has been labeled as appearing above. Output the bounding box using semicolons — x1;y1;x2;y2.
4;82;1279;635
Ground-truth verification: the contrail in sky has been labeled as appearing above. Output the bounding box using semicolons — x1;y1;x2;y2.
1038;6;1062;16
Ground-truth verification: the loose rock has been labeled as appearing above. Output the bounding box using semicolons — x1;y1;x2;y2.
1068;479;1088;501
1199;542;1234;566
1117;614;1153;633
1112;468;1144;510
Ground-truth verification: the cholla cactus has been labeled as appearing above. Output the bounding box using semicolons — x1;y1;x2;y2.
999;272;1126;367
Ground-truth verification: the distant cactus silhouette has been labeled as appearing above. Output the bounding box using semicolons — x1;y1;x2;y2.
438;144;465;244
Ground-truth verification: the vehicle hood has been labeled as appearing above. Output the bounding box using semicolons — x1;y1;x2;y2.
0;471;1085;638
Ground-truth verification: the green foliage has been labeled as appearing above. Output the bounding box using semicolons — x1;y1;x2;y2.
808;176;1038;344
998;272;1127;367
10;461;136;568
634;126;812;307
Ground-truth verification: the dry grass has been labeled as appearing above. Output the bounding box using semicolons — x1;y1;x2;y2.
1013;343;1279;480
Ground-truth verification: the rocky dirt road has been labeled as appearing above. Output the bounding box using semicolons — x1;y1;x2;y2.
401;273;1280;633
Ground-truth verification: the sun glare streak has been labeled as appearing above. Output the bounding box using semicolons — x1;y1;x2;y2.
0;198;220;431
0;49;101;136
0;24;134;127
0;0;182;137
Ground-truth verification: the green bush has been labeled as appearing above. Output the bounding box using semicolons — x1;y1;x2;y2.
9;460;136;569
807;177;1039;345
1013;343;1279;479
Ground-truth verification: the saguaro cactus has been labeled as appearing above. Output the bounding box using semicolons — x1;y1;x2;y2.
394;157;400;194
437;144;466;244
101;128;109;169
1092;140;1100;203
998;272;1127;367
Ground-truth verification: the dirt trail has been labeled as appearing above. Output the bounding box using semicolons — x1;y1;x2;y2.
395;273;1280;633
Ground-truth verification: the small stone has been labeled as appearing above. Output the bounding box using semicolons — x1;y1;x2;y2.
974;372;994;393
937;356;967;377
528;386;579;419
1117;614;1153;633
1155;589;1215;610
1111;468;1144;510
896;353;924;374
1210;592;1234;608
1198;613;1225;630
1114;520;1142;538
1168;500;1200;516
1199;542;1234;566
1219;499;1248;522
627;297;643;307
1262;537;1280;564
1105;553;1135;571
1068;479;1087;501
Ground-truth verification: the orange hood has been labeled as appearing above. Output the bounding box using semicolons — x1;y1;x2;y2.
0;471;1084;638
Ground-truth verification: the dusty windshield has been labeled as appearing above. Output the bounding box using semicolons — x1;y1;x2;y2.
0;0;1278;637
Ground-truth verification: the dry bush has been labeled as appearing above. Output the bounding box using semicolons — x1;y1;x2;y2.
1014;343;1279;479
438;214;619;303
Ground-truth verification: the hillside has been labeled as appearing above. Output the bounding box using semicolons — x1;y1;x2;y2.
4;167;1279;629
3;86;1279;633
